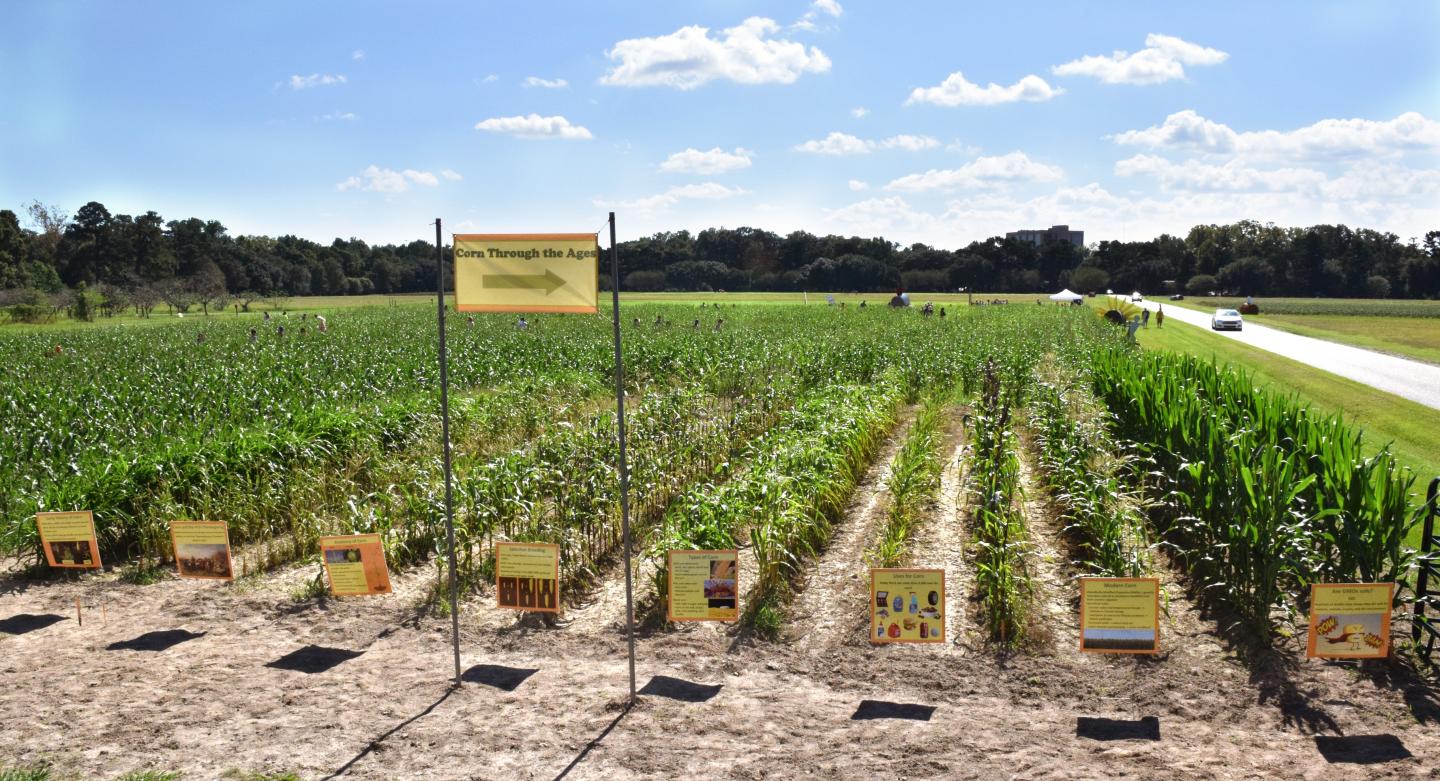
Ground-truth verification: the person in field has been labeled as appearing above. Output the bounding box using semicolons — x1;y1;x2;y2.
249;328;257;343
1156;305;1165;328
316;314;327;333
1142;309;1150;328
517;317;528;330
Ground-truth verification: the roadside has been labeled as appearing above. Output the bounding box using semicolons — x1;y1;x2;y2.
1161;298;1440;366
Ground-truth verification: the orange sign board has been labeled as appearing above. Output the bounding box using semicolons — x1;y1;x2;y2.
496;542;560;612
667;550;739;622
1079;577;1160;654
36;511;102;570
870;569;945;644
170;521;234;581
1307;583;1394;659
319;534;392;596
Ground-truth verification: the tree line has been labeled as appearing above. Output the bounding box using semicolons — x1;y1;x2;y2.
2;200;1438;321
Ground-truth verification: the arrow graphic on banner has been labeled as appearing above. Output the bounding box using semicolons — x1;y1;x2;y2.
482;269;567;294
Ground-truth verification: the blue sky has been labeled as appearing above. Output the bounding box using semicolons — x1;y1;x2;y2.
3;1;1438;249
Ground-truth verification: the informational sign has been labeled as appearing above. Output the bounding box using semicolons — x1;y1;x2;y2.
319;534;392;596
496;542;560;612
1079;577;1160;654
452;233;599;314
870;569;945;644
1307;583;1394;659
36;511;102;569
170;521;234;581
667;550;739;622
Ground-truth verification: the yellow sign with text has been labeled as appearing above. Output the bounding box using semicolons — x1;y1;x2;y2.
870;569;945;644
667;550;738;622
1307;583;1394;659
453;233;599;314
36;511;103;569
1079;578;1160;654
170;521;234;581
496;542;560;612
319;534;392;596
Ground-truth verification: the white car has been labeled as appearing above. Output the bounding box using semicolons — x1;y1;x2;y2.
1211;309;1243;331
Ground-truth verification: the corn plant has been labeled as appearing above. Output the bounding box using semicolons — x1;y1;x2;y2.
868;392;948;567
967;360;1031;644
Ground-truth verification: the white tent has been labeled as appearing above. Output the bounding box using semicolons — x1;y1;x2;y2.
1049;288;1083;302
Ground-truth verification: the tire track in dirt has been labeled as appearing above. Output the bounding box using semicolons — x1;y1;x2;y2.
906;408;970;653
787;407;917;655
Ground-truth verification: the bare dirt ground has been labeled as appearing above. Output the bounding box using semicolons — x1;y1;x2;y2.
4;441;1440;781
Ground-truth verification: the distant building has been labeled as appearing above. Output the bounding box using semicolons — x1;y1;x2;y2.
1006;225;1084;247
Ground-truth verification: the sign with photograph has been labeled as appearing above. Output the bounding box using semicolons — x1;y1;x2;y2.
1079;578;1160;654
496;542;560;612
319;534;392;596
170;521;234;581
870;569;944;644
1307;583;1394;659
36;511;102;570
667;550;739;622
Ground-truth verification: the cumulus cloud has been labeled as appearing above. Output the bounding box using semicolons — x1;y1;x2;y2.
884;151;1063;191
289;73;347;90
440;169;463;181
1114;154;1328;192
906;71;1063;107
1114;110;1440;159
660;147;754;175
812;0;843;17
601;17;831;89
524;76;568;89
1052;33;1227;85
593;182;749;216
795;132;939;155
474;114;593;140
336;165;452;193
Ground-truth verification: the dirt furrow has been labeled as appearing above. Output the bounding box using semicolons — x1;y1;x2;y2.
906;409;970;652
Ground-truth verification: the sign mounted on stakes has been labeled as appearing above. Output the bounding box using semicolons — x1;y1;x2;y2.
667;550;739;622
495;542;560;612
870;569;945;644
452;233;599;313
170;521;234;581
319;534;392;596
1307;583;1394;659
1079;577;1160;654
36;511;102;569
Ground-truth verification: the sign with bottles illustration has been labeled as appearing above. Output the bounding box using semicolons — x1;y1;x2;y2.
319;534;392;596
1079;577;1160;654
452;233;599;314
36;511;103;570
870;569;945;644
496;542;560;612
667;550;739;622
1306;583;1394;659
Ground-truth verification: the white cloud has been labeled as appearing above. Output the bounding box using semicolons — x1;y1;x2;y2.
336;165;450;193
481;74;499;83
524;76;568;89
884;151;1064;192
796;132;939;155
851;107;868;118
812;0;843;17
352;49;365;61
474;114;593;140
315;111;358;122
906;71;1063;106
594;182;749;216
1052;33;1228;85
601;17;831;89
1114;110;1440;159
1114;154;1328;192
660;147;754;175
289;73;347;90
440;169;463;182
848;180;869;191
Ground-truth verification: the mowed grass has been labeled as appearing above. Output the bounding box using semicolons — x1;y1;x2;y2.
1130;318;1440;506
1163;296;1440;365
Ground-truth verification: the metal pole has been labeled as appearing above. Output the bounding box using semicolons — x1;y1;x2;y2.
609;211;637;703
436;218;462;687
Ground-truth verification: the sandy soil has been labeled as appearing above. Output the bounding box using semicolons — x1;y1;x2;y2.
3;441;1439;780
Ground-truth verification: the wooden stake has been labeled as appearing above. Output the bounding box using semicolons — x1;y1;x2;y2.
75;596;82;627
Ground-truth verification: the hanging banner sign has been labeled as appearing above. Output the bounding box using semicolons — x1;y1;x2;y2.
667;550;739;622
170;521;234;581
36;511;103;569
1307;583;1394;659
319;534;393;596
870;569;945;644
452;233;599;314
1079;577;1160;654
496;542;560;612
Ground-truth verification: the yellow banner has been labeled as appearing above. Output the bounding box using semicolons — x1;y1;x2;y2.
667;550;738;622
1079;578;1160;654
36;511;102;569
496;542;560;612
170;521;234;581
1307;583;1393;659
453;234;599;314
319;534;392;597
871;569;945;644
